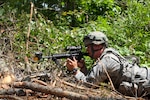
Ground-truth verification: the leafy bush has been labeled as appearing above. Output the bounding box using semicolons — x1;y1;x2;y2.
0;0;150;68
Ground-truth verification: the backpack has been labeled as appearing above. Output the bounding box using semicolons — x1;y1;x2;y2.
99;48;148;96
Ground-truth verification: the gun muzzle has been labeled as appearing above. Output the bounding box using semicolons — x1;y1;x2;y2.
33;52;43;62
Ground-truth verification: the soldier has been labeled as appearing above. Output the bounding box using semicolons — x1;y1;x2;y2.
66;31;150;97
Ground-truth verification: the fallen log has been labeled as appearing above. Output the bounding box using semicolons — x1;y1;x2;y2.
13;82;124;100
13;82;88;100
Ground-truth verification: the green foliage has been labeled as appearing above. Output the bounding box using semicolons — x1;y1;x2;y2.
0;0;150;67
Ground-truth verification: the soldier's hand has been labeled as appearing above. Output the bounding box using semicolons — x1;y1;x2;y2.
66;57;78;71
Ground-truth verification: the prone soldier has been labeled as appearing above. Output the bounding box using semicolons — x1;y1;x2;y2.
66;31;150;97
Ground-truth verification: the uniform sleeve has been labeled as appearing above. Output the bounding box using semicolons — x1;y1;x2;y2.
74;54;121;85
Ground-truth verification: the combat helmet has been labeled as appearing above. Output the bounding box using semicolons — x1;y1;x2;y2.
83;31;108;47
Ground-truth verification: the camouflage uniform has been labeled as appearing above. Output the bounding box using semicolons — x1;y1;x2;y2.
75;31;150;97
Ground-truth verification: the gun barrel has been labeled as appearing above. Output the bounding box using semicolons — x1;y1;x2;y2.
44;52;88;60
44;53;79;59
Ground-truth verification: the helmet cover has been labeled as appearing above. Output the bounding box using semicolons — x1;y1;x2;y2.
83;31;108;46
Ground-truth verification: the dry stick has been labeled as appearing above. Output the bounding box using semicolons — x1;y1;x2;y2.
32;78;48;86
13;82;112;100
24;2;34;72
98;58;116;91
55;76;105;94
26;2;34;53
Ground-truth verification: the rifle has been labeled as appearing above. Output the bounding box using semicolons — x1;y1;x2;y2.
33;46;88;67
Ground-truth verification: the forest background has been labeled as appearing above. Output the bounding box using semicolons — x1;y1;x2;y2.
0;0;150;69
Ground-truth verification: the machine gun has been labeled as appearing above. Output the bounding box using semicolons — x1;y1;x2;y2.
33;46;88;67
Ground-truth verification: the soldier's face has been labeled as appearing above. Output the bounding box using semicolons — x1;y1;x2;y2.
86;44;104;59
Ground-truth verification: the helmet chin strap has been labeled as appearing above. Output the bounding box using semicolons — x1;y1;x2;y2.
91;44;95;58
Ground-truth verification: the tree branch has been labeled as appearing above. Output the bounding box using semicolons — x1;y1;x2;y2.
13;82;118;100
